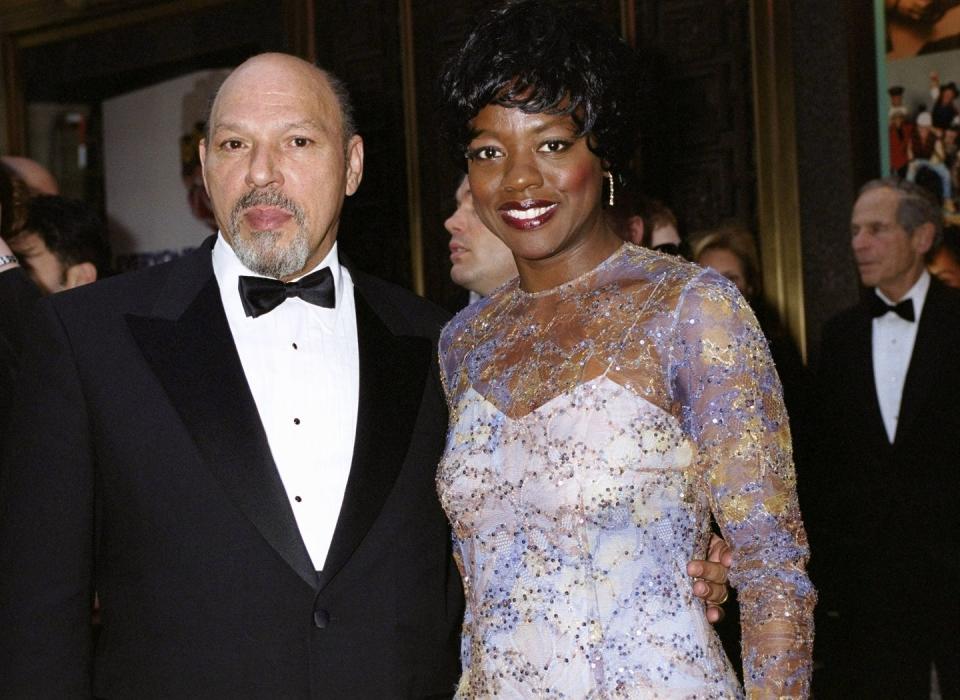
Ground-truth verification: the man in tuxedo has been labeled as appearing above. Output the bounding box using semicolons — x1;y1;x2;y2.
0;53;731;698
0;52;464;698
809;177;959;698
445;175;517;304
0;195;106;447
0;239;36;442
0;165;40;442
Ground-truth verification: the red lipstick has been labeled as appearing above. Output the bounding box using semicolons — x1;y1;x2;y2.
498;199;558;230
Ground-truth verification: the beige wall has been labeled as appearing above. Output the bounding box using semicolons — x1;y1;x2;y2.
102;69;229;258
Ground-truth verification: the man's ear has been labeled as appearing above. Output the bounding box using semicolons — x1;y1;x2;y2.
64;262;97;289
198;138;210;193
912;221;936;256
626;215;645;246
344;135;364;196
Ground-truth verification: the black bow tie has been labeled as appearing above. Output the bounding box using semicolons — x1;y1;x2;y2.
870;294;915;322
238;267;335;318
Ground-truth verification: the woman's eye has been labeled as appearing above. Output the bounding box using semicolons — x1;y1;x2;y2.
538;140;570;153
468;146;501;161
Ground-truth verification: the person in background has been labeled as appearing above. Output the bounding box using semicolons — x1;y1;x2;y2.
620;193;687;257
0;161;32;236
808;177;958;698
444;175;517;304
7;195;110;295
180;121;219;231
931;79;959;131
909;111;954;209
0;155;59;196
929;224;960;287
889;106;914;178
944;124;959;196
0;165;42;444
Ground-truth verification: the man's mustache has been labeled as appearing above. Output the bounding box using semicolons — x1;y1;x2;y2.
231;190;306;224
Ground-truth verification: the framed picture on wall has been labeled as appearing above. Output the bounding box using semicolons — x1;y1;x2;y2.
876;0;960;218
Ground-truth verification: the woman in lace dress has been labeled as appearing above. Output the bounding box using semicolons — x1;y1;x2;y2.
435;2;815;698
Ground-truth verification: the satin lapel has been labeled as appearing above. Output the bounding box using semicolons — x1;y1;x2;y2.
318;288;432;588
896;281;944;445
853;304;889;446
124;247;317;590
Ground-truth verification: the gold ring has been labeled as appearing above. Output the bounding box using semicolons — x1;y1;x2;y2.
714;590;730;606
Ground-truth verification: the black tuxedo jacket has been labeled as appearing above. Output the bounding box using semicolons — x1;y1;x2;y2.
807;277;960;612
0;268;40;444
0;239;463;698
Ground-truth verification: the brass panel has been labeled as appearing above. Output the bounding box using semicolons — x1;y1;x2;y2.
750;0;806;362
620;0;636;47
399;0;425;297
283;0;316;62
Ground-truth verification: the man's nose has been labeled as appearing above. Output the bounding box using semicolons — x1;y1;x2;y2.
851;229;868;250
445;207;468;235
245;145;283;189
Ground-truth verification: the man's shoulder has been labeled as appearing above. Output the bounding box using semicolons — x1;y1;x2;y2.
916;278;960;348
350;268;451;338
822;299;867;332
0;266;39;299
817;299;870;359
49;245;210;318
927;276;960;316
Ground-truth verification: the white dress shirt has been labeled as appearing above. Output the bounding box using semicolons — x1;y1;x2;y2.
872;270;930;443
212;234;359;570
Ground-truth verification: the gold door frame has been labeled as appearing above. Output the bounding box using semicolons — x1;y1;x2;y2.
750;0;806;361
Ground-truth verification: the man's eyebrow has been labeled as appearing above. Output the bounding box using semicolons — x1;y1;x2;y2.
211;120;328;134
279;120;328;132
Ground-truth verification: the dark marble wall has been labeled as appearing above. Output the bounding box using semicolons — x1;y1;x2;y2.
791;0;879;364
4;0;883;347
632;0;755;235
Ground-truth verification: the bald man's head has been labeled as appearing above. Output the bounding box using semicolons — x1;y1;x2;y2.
198;53;364;280
1;156;58;196
204;54;356;152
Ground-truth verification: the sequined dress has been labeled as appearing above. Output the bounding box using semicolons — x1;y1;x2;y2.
437;244;815;699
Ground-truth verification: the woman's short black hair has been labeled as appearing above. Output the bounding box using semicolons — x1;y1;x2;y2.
438;0;642;174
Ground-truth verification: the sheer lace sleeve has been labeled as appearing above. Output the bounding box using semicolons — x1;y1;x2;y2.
670;271;815;699
438;299;484;409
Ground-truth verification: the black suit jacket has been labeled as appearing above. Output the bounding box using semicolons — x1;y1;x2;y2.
806;277;960;615
0;268;40;444
0;239;463;698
